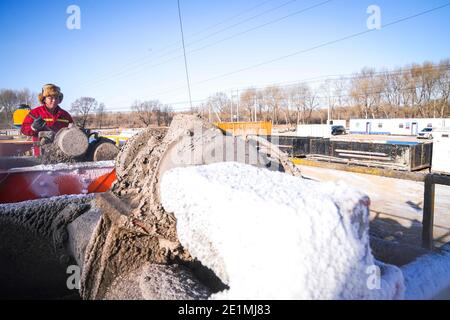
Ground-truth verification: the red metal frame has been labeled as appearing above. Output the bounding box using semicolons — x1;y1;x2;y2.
0;166;116;204
0;140;33;157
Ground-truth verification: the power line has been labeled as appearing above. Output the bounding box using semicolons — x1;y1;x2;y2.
192;2;450;88
222;64;450;93
105;64;450;110
108;0;301;80
104;79;450;114
170;0;299;52
77;1;277;88
93;0;336;101
186;0;277;38
80;0;303;91
187;0;333;56
78;0;295;89
177;0;193;110
104;65;449;111
147;2;450;99
104;3;450;108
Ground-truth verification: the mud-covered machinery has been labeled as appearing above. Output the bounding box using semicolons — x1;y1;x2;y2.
3;115;447;300
0;125;120;204
37;126;119;163
0;114;301;299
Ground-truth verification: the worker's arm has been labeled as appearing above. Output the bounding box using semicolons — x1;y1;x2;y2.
21;111;46;136
65;110;74;124
21;112;37;136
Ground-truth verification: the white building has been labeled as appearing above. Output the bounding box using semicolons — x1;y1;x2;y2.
349;118;450;136
431;127;450;175
297;120;346;138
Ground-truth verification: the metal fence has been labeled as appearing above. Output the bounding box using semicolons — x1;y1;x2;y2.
269;136;433;172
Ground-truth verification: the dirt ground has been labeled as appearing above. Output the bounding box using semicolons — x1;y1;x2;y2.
297;164;450;248
331;134;429;143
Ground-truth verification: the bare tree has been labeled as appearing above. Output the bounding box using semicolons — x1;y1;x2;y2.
162;105;174;126
132;100;152;126
262;86;284;124
406;63;427;117
381;68;404;117
206;92;230;122
349;68;382;119
16;88;37;106
96;103;106;128
436;59;450;117
70;97;99;129
0;88;37;127
288;83;308;125
333;77;349;119
319;80;338;123
0;89;18;126
60;59;450;129
131;100;165;126
240;88;258;122
155;104;162;126
303;85;319;124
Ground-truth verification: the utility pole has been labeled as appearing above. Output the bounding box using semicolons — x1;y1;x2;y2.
327;80;331;124
230;90;233;122
254;97;257;122
236;89;240;122
177;0;193;111
208;104;211;123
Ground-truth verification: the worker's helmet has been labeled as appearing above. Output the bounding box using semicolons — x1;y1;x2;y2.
38;84;64;104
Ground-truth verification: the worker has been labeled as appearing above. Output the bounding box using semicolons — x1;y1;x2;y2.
21;84;73;156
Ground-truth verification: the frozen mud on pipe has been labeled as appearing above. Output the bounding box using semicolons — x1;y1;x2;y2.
161;162;404;300
402;244;450;300
0;195;93;299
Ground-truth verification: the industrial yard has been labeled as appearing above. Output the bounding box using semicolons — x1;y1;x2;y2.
1;116;450;300
1;0;450;304
298;164;450;248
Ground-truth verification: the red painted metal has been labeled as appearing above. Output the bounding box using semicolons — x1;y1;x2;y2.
88;169;117;193
0;140;33;157
0;166;116;204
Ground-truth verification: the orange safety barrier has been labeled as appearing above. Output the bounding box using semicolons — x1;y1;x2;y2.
88;169;117;193
0;166;116;204
214;121;272;136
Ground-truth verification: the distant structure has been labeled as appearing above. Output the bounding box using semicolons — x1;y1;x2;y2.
431;127;450;175
349;118;450;136
13;104;31;128
296;120;346;138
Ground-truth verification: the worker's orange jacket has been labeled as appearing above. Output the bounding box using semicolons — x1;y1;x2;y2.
21;105;74;156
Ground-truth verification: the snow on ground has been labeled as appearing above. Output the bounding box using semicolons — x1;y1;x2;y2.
298;165;450;245
402;244;450;300
161;162;404;300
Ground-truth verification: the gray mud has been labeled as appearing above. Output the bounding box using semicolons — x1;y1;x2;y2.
0;195;93;299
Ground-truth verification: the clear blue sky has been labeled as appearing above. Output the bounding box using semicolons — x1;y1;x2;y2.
1;0;449;111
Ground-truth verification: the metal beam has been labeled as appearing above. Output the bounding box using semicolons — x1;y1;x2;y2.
422;173;450;250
